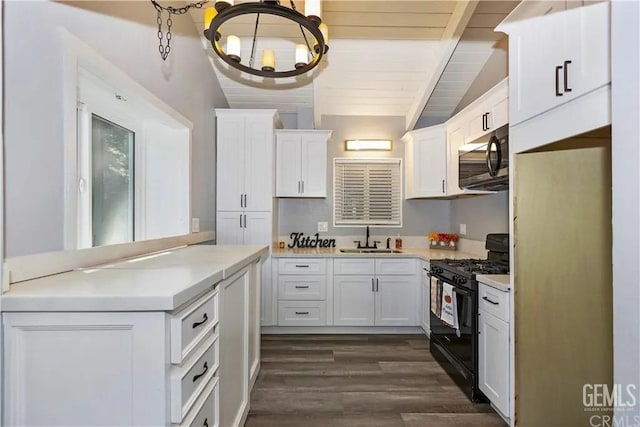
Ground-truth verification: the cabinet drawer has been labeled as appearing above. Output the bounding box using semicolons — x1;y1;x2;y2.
278;258;326;275
171;333;219;423
180;375;219;427
478;283;510;322
278;301;327;326
171;290;218;364
334;258;374;275
375;258;416;275
278;275;326;300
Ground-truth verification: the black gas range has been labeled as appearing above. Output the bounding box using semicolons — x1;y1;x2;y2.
428;233;509;402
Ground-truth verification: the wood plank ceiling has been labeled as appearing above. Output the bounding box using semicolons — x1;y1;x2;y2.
189;1;518;129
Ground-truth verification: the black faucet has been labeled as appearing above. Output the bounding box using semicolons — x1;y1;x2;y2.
354;226;379;249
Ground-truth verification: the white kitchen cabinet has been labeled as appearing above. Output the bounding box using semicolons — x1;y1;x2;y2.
333;275;376;326
219;267;250;427
2;287;227;427
216;211;272;246
445;79;508;197
275;130;331;198
3;311;168;426
375;275;418;326
420;260;430;335
445;118;467;196
216;110;278;211
465;79;509;142
478;282;510;419
248;261;261;390
276;258;330;326
216;109;281;327
402;124;447;199
278;300;327;326
500;2;610;127
333;258;419;327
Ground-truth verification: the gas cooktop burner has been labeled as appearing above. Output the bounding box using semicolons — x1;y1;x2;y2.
436;258;509;275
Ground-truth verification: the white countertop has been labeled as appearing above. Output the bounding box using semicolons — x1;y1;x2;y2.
271;246;480;261
476;274;511;292
0;245;268;312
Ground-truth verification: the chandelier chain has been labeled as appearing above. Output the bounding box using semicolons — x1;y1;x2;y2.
151;0;209;61
249;13;261;69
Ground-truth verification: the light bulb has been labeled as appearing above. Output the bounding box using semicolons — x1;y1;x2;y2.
227;35;241;62
305;0;321;24
295;44;308;69
262;49;275;71
319;23;329;44
203;7;217;29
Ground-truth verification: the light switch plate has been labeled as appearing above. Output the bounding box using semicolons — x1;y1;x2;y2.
317;221;328;233
459;223;466;235
191;218;200;233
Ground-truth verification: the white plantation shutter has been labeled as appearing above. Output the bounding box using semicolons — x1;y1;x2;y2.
334;158;402;226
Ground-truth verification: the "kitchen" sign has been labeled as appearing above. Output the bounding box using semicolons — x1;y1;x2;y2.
288;232;336;249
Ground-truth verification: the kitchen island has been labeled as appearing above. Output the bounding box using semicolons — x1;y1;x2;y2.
1;244;267;427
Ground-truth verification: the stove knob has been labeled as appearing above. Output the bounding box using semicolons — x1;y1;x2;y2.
459;277;467;284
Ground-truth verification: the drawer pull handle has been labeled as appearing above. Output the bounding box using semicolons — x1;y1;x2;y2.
295;265;310;268
192;313;209;328
482;296;499;305
203;418;209;427
295;311;309;315
295;285;310;289
192;361;209;382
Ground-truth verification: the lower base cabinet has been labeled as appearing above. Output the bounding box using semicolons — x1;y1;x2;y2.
219;267;250;427
2;263;260;427
420;260;430;335
478;282;511;418
332;258;419;327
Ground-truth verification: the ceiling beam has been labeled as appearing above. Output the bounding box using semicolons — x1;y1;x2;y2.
404;0;479;131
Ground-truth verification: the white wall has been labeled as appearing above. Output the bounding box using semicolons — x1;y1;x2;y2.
4;0;228;257
612;0;640;417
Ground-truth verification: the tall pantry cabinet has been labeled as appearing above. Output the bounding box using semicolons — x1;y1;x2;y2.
216;109;281;326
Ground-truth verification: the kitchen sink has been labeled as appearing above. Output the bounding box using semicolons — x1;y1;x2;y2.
339;248;403;254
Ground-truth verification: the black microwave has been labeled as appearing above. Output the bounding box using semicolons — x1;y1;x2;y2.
458;125;509;191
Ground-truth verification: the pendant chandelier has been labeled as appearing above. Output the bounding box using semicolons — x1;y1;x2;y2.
203;0;329;78
151;0;329;78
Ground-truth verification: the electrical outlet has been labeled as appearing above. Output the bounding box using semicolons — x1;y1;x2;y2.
191;218;200;233
459;223;467;235
317;221;328;233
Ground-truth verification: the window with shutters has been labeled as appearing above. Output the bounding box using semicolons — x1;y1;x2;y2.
333;158;402;227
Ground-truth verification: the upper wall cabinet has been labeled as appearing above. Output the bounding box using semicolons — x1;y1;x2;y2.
276;130;331;198
445;78;508;197
404;78;508;199
497;2;610;152
465;80;509;143
403;124;447;199
216;110;281;211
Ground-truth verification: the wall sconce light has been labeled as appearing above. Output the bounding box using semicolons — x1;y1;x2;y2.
344;140;392;151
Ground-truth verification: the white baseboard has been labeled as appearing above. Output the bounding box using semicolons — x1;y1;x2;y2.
249;361;260;391
261;326;424;334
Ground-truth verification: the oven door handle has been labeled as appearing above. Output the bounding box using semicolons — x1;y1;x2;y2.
452;287;471;297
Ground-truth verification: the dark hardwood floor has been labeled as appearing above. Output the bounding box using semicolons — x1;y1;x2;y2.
245;334;506;427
